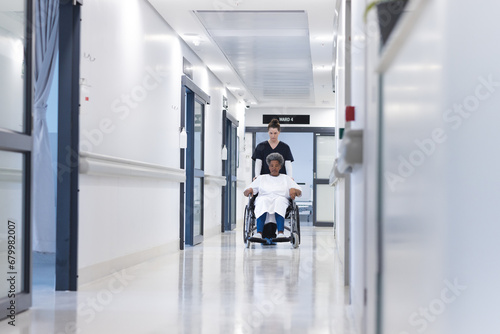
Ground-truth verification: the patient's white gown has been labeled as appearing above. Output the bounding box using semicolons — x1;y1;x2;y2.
245;174;301;222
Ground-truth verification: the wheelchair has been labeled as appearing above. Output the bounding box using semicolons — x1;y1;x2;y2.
243;194;301;248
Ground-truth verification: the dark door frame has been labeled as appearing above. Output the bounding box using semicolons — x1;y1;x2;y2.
180;76;210;247
221;109;239;232
56;0;81;291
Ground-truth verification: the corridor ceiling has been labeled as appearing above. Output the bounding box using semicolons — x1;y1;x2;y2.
147;0;338;110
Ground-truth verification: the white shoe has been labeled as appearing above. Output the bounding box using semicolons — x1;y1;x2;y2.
277;232;285;238
252;232;262;239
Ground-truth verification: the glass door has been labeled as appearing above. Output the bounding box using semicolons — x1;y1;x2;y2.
313;134;336;226
0;0;33;320
223;112;238;232
182;76;209;247
192;100;205;244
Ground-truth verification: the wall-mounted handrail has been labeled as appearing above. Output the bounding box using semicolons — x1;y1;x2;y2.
79;151;229;187
205;174;226;186
79;151;185;182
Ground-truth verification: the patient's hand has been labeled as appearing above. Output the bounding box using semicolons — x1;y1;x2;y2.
244;188;253;197
289;188;302;200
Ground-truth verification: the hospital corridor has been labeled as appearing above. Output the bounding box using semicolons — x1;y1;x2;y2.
2;0;500;333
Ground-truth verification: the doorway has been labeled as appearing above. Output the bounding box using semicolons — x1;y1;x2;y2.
33;54;58;291
313;134;336;226
222;109;239;232
30;0;81;295
181;76;210;246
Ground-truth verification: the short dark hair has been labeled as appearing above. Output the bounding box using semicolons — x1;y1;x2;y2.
266;152;284;166
267;118;281;132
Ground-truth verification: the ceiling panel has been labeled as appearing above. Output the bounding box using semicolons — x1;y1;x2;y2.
195;10;314;104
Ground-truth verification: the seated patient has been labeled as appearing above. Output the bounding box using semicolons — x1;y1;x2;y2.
243;152;302;239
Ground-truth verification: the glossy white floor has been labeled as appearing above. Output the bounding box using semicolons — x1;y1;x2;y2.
1;226;356;334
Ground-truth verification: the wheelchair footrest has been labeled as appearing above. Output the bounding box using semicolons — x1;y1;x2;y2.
271;236;291;243
248;237;268;244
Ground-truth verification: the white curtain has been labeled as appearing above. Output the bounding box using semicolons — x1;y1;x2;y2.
33;0;59;253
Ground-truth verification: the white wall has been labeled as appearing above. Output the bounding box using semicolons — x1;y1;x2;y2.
78;0;242;284
336;1;383;332
379;0;500;333
334;0;348;281
239;131;253;215
349;0;367;332
235;107;248;228
362;0;382;333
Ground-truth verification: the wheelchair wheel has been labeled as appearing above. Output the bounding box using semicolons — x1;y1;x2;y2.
243;204;256;243
290;204;300;245
243;206;250;243
292;232;300;248
295;205;301;244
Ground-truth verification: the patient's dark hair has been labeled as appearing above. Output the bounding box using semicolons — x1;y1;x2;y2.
268;118;281;131
266;153;284;166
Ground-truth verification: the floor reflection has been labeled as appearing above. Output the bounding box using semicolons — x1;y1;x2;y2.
0;226;355;334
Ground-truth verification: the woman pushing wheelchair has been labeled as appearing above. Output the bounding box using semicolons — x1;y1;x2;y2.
243;152;302;240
